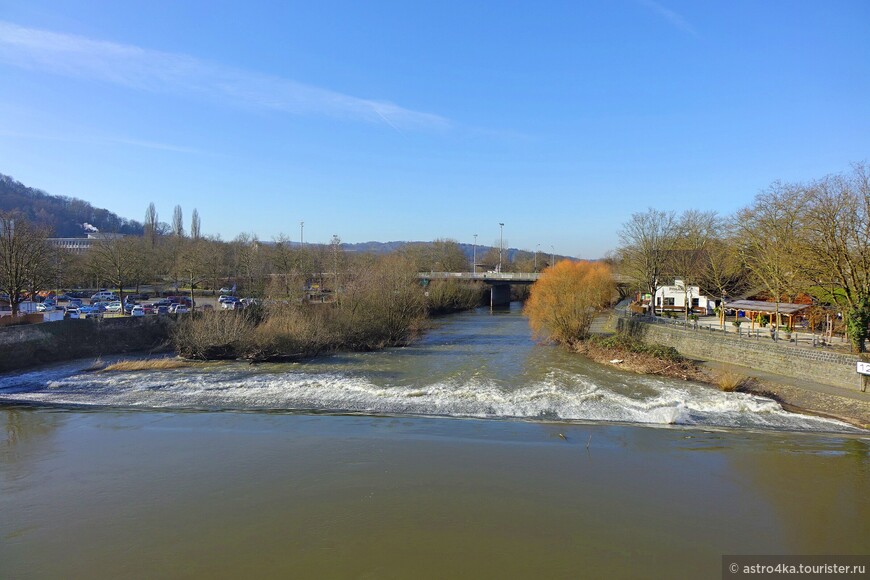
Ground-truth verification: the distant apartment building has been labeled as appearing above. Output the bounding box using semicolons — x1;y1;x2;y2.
47;232;125;255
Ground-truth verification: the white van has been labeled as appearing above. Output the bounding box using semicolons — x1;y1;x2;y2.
91;291;118;302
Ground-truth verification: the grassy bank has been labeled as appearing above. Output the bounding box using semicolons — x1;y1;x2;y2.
576;334;707;382
173;261;484;362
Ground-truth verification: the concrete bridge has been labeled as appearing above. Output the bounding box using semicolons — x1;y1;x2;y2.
418;272;541;307
418;271;633;307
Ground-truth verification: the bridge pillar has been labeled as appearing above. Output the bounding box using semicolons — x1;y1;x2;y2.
490;283;511;307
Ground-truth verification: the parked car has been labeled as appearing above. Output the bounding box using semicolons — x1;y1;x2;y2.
105;301;123;313
65;308;80;319
219;287;235;295
141;303;156;315
173;305;190;314
91;291;118;302
218;295;238;304
78;306;101;318
130;305;145;317
221;300;238;310
68;298;83;309
156;305;170;315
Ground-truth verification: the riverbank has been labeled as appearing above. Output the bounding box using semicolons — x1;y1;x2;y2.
0;316;176;374
577;333;870;429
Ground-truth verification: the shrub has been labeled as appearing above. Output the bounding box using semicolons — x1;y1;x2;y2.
525;260;615;345
713;367;750;392
588;333;684;362
426;279;484;314
173;310;256;359
172;254;429;361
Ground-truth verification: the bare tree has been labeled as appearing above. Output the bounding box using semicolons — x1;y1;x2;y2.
199;238;229;295
175;238;207;311
232;233;269;297
89;235;140;311
668;210;718;321
0;213;53;315
700;233;749;328
144;202;159;248
736;182;807;336
172;205;184;238
330;234;343;302
190;208;201;240
801;164;870;352
617;208;678;315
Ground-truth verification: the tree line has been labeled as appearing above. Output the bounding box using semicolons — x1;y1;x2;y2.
616;163;869;353
0;201;490;316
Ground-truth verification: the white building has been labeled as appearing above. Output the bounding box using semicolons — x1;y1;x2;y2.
654;279;715;315
47;232;125;255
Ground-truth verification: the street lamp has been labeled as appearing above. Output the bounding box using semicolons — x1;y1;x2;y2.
473;234;478;274
535;243;539;272
300;221;304;246
550;245;555;268
499;223;504;273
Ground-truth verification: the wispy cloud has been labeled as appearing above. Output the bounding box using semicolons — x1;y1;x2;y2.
0;129;206;154
638;0;699;38
0;21;450;132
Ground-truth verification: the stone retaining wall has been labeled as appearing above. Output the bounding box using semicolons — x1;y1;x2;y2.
0;317;177;373
613;316;863;390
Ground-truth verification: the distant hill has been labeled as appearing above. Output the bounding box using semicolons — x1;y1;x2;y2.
0;173;143;237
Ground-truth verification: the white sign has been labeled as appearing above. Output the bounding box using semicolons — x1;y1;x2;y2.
858;362;870;376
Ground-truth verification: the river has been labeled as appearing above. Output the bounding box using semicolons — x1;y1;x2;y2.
1;304;868;578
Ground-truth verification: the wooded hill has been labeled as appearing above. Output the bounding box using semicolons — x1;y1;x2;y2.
0;172;143;237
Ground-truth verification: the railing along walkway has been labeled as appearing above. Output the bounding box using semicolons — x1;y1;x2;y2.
624;313;852;352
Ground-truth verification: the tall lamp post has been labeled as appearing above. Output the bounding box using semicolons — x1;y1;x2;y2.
300;221;304;246
534;243;539;272
550;245;555;268
498;222;504;273
473;234;478;274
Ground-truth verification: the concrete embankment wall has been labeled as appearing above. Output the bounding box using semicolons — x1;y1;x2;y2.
0;317;177;373
602;315;863;391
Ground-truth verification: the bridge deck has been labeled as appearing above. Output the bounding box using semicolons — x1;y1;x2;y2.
418;272;540;283
418;272;631;284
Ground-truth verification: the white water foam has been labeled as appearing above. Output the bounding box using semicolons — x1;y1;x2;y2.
0;364;860;433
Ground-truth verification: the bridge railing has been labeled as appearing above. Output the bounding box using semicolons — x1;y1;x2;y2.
418;272;541;282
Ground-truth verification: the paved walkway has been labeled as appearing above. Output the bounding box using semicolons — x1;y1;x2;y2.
700;360;869;403
700;360;870;428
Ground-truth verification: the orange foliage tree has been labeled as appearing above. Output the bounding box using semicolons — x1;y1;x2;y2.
525;260;616;345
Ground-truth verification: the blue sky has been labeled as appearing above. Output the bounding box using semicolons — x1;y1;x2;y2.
1;1;868;258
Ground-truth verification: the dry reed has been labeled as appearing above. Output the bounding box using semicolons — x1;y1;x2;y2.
102;358;193;372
